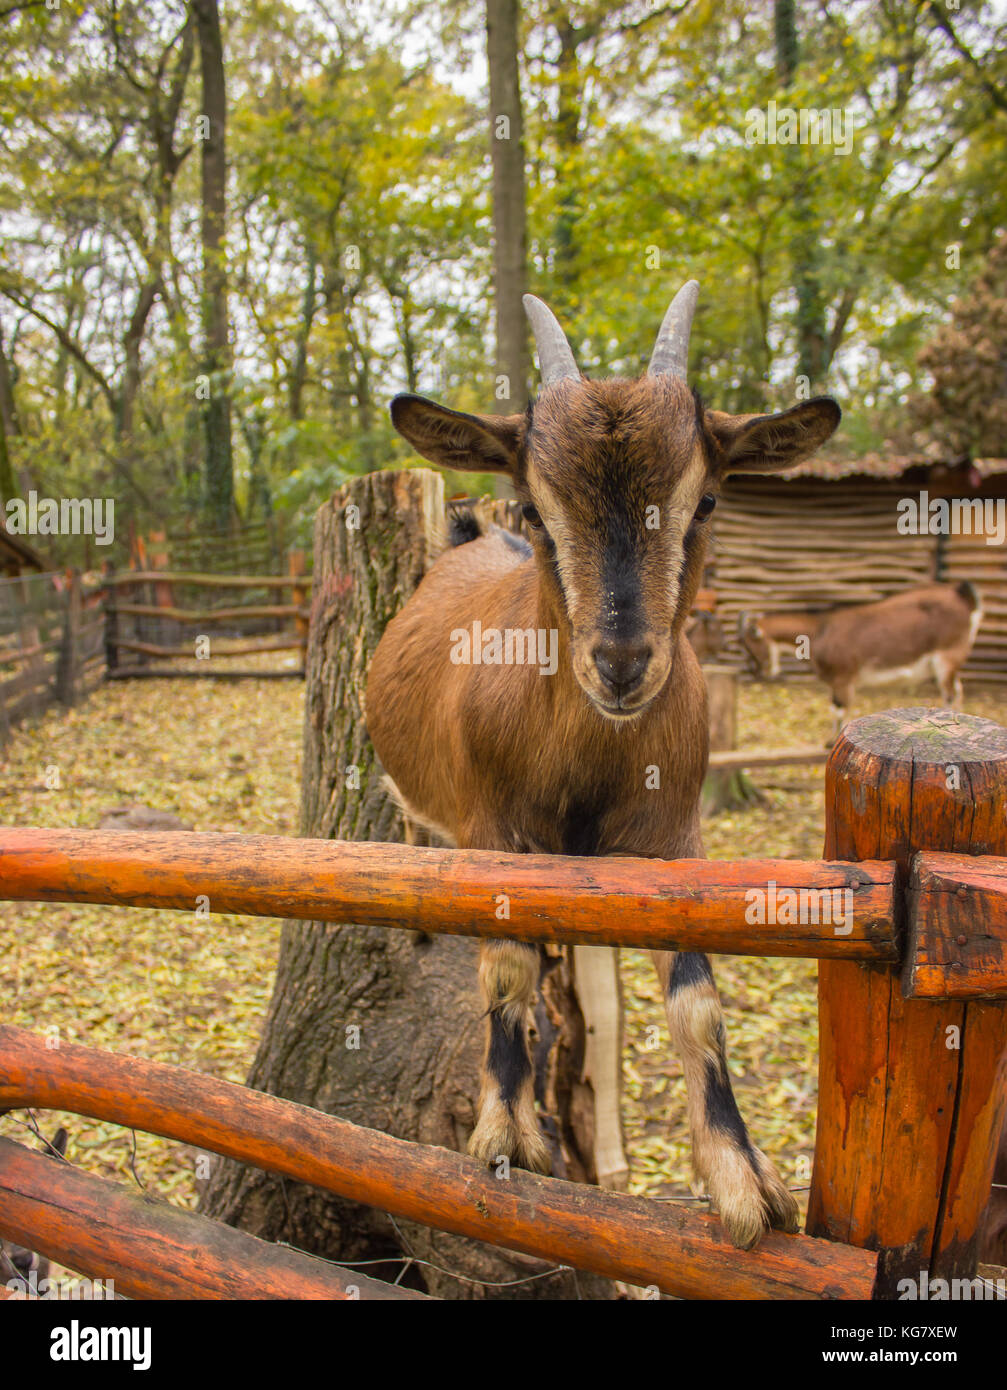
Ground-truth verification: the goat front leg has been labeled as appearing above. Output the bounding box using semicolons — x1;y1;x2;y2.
828;678;854;744
468;938;552;1173
653;949;799;1249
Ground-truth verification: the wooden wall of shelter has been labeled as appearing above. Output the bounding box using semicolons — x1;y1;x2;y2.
713;457;1007;687
0;514;46;579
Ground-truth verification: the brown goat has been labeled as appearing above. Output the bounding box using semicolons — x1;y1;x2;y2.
365;284;841;1248
738;582;982;734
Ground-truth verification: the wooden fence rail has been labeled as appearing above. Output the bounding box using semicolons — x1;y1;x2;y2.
0;1135;424;1301
0;708;1005;1301
101;560;311;679
0;571;104;745
0;827;898;958
0;1026;875;1300
100;571;313;589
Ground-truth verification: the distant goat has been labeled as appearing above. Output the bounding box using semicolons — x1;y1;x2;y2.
366;283;841;1248
738;582;982;733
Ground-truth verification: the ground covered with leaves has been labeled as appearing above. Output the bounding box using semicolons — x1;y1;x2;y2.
0;672;1003;1248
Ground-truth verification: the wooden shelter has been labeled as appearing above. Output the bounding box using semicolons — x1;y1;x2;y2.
0;512;45;578
713;455;1007;685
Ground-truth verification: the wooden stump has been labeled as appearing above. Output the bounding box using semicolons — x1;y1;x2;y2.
808;707;1007;1298
199;469;609;1299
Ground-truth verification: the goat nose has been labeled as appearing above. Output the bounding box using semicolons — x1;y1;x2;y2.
593;640;651;696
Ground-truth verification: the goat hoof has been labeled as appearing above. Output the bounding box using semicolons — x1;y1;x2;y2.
709;1147;800;1250
468;1114;552;1175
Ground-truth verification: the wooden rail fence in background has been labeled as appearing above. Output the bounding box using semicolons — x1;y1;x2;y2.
0;571;104;747
101;555;311;679
0;709;1004;1301
0;552;312;737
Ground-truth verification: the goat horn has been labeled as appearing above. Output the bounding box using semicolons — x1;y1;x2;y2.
648;279;700;380
523;294;579;387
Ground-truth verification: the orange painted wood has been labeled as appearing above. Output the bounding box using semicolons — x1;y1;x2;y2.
0;826;897;958
0;1025;876;1299
0;1136;427;1300
906;851;1007;999
808;708;1007;1297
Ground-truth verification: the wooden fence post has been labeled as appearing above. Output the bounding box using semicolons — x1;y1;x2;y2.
808;707;1007;1298
55;569;81;706
288;548;307;667
102;560;118;673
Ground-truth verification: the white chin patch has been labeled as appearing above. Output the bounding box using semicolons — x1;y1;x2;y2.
590;697;647;723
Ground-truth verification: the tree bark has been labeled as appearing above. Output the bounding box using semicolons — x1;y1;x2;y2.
200;470;612;1299
192;0;233;529
775;0;827;387
0;323;20;501
487;0;529;415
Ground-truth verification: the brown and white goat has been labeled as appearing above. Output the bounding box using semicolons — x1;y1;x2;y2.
738;582;982;733
365;283;841;1248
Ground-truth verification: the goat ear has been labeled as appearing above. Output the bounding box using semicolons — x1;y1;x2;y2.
706;397;841;476
390;394;523;474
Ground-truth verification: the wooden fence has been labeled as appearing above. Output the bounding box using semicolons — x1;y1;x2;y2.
100;553;310;680
0;572;104;747
712;474;1007;685
0;557;309;737
0;708;1004;1300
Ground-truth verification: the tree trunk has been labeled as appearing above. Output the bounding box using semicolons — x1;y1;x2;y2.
0;413;13;504
775;0;827;387
486;0;529;415
551;17;582;304
193;0;233;529
0;324;19;501
200;470;613;1299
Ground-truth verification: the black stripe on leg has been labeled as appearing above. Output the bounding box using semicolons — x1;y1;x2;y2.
487;1009;531;1107
668;951;715;992
703;1055;758;1162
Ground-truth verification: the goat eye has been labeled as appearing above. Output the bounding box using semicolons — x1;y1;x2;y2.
521;503;543;528
693;493;716;521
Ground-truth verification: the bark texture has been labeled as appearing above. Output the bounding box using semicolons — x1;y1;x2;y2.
487;0;529;414
192;0;233;527
200;470;611;1298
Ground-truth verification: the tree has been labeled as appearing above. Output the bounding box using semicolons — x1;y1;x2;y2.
486;0;529;414
774;0;826;387
0;323;18;500
910;231;1007;460
192;0;233;529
